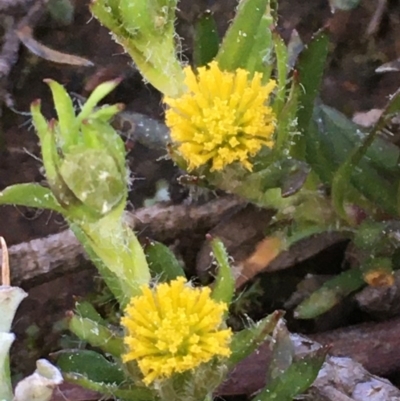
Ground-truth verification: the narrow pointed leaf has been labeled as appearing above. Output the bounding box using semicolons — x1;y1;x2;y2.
294;269;365;319
228;310;283;369
56;349;125;384
256;348;327;401
75;300;106;324
30;100;59;183
296;29;329;159
193;11;219;67
245;8;274;79
210;238;235;304
77;79;121;124
216;0;270;72
144;240;185;282
68;314;124;357
331;88;400;221
63;373;154;401
272;32;288;116
0;184;62;212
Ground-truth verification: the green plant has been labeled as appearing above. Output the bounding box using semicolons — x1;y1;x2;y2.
3;0;400;399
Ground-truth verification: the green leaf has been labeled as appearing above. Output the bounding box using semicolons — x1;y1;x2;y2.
216;0;270;72
89;103;125;122
329;87;400;220
63;373;154;401
68;314;124;357
75;300;106;324
56;349;125;384
210;238;235;305
228;310;283;369
252;158;310;195
274;77;299;154
256;348;326;401
266;320;294;383
0;183;63;212
295;29;329;160
294;269;365;319
193;11;219;67
310;104;399;216
245;7;274;79
144;240;185;281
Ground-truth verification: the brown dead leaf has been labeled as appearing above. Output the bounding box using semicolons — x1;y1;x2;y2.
235;236;285;287
16;25;93;67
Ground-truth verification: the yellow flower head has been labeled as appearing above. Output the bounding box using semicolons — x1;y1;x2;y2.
121;277;232;385
164;61;277;172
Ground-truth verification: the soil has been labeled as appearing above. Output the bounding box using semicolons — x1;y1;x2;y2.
3;0;400;399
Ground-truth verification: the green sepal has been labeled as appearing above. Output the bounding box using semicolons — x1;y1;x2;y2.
68;314;124;357
56;349;125;384
44;79;78;152
0;183;63;212
89;103;125;122
76;79;122;124
216;0;271;73
294;269;365;319
227;310;283;369
210;238;235;305
82;119;127;176
59;148;126;216
144;240;185;282
30;100;60;184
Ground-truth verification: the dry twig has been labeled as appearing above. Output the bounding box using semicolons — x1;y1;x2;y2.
2;196;244;287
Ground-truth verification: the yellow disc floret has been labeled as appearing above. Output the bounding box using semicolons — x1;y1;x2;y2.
121;277;232;385
164;61;276;171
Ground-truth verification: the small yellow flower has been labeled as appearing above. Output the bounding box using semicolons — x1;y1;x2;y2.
164;61;276;171
121;277;232;385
